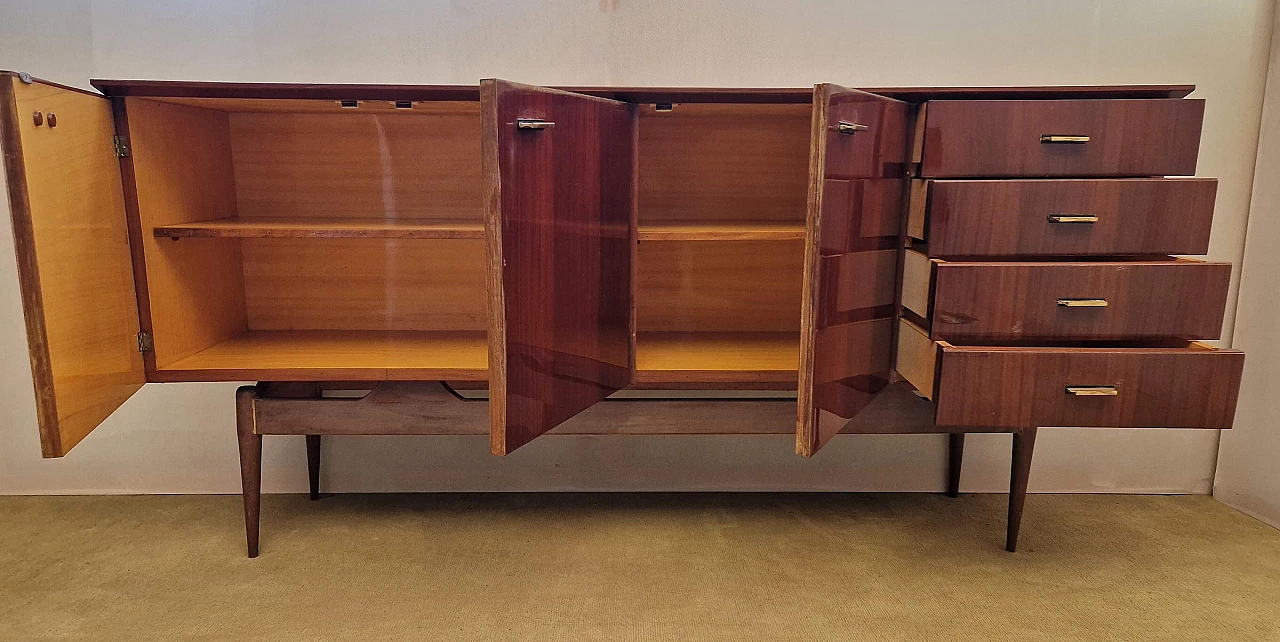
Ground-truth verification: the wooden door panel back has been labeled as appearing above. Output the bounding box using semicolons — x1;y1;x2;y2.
1;74;145;456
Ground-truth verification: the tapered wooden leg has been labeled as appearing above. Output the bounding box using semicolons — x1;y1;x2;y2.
306;435;321;501
236;386;262;558
946;433;965;498
1006;427;1038;553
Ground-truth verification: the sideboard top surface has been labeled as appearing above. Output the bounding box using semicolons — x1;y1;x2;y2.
81;77;1196;103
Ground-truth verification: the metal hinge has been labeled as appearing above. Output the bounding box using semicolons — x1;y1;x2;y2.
137;331;153;353
114;136;130;157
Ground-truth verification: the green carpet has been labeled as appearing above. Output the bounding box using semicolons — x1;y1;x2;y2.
1;493;1277;641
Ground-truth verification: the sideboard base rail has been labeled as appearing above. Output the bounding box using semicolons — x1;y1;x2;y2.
233;382;1038;558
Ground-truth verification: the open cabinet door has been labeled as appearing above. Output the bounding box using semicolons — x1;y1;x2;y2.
481;79;636;455
1;73;144;457
797;84;910;457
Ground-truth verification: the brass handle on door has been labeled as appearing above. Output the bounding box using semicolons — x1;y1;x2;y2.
1047;214;1099;223
516;119;555;130
1065;386;1119;396
837;121;868;135
1040;134;1090;144
1056;298;1108;307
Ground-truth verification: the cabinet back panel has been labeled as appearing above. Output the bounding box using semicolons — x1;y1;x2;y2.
636;240;803;332
242;238;486;331
125;98;248;368
228;110;482;220
145;96;479;115
638;104;810;223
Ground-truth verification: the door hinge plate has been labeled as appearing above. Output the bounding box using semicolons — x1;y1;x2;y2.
114;136;130;157
137;331;153;353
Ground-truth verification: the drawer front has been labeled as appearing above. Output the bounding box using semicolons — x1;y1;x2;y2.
927;260;1231;341
923;178;1217;257
921;99;1204;178
933;346;1244;429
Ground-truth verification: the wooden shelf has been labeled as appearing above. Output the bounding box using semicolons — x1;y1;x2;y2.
152;330;488;382
637;221;805;241
153;218;804;241
635;331;799;386
153;217;484;240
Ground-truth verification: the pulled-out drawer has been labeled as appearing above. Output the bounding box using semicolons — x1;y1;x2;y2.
895;319;1244;429
901;251;1231;341
907;178;1218;257
920;99;1204;178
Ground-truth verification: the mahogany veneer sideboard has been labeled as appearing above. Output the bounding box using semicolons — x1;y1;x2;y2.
1;72;1243;557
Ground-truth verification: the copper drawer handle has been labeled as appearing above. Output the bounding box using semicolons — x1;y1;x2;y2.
837;121;868;135
1056;298;1108;307
1066;386;1119;396
516;118;555;130
1048;214;1098;223
1041;134;1090;144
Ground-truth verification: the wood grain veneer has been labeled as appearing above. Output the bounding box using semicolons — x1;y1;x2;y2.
91;78;1197;103
153;330;488;382
637;221;806;241
251;380;945;436
637;103;810;223
915;178;1218;256
1;74;145;457
241;238;487;331
893;318;940;400
934;344;1244;429
921;99;1205;177
154;217;485;239
228;108;481;220
482;79;636;455
910;256;1232;341
634;331;798;385
637;239;803;333
1006;427;1037;552
235;385;262;558
797;84;910;456
123;97;249;368
154;218;809;241
254;381;800;435
143;96;479;115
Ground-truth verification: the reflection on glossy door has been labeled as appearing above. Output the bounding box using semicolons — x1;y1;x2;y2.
797;84;909;456
482;79;636;455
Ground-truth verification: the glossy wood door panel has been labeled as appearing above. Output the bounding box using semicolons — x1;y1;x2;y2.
924;259;1231;341
798;84;909;456
482;79;636;455
921;99;1204;177
934;345;1244;429
0;73;144;457
921;178;1218;257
